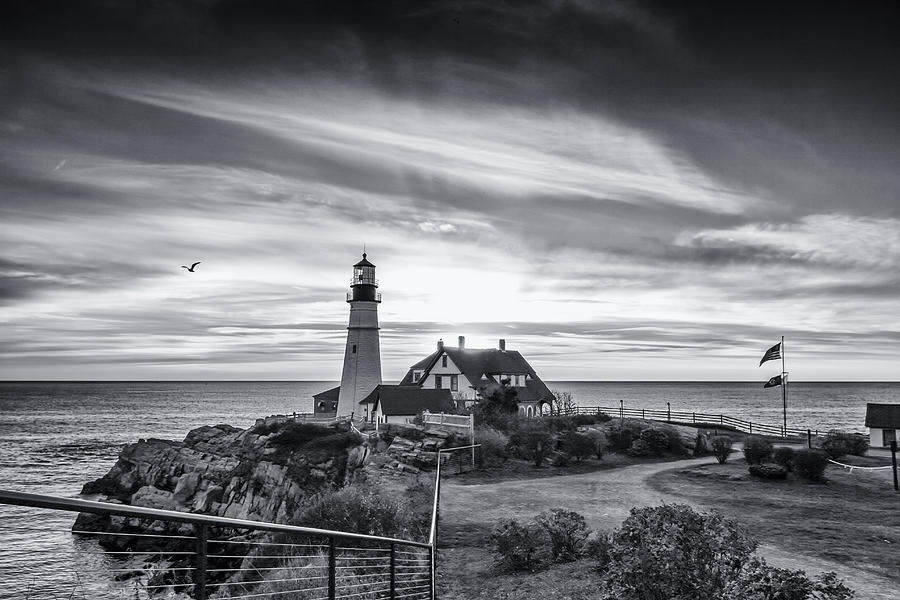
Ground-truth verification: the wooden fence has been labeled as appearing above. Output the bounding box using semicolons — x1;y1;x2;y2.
567;405;813;438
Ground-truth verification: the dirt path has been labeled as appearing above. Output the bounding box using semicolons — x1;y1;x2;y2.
440;457;897;600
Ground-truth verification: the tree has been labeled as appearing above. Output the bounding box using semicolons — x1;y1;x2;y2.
474;380;519;426
551;390;577;414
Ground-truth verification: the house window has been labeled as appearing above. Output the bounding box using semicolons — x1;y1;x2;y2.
413;371;421;382
451;375;458;391
442;355;448;367
884;429;897;447
435;375;443;389
514;374;521;386
352;344;357;354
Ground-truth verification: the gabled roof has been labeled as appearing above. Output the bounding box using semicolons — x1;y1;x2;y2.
398;345;555;402
359;385;453;416
865;403;900;428
313;386;340;402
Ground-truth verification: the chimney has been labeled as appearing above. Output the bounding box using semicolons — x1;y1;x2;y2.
437;339;444;351
499;338;506;351
458;335;465;349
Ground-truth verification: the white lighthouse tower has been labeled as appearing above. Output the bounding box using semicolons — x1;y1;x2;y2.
335;253;383;418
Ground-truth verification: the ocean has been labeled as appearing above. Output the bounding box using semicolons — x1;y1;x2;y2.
0;380;895;598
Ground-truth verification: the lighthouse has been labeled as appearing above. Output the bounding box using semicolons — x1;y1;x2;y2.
335;253;383;417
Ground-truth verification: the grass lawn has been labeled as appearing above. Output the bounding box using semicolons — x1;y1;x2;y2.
647;456;900;585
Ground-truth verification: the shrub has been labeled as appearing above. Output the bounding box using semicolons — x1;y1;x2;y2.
534;508;589;562
584;532;613;569
723;556;854;600
572;414;598;426
794;449;829;482
560;431;595;462
301;431;363;462
748;463;788;479
821;430;868;458
743;436;774;465
266;422;334;446
490;518;546;572
773;446;795;471
474;381;520;426
606;420;644;451
585;430;607;460
508;425;553;467
627;439;652;457
298;482;430;542
475;427;509;466
639;427;670;455
659;425;689;455
595;411;613;422
598;504;757;600
711;436;733;464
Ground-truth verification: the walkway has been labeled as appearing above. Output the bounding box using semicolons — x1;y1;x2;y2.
439;455;896;600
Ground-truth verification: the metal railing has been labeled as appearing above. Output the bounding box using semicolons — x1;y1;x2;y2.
565;405;812;437
0;489;433;600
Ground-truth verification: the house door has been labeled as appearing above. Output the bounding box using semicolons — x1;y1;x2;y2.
883;429;896;447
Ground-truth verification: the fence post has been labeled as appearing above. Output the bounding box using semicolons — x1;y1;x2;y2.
667;402;671;423
619;400;624;420
429;546;436;600
389;543;396;600
642;409;645;420
891;441;898;492
692;412;696;424
719;415;723;425
807;429;812;449
749;422;752;434
328;538;336;600
194;524;208;600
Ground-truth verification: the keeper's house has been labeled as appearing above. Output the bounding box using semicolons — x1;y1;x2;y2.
865;403;900;448
397;336;556;418
359;385;453;425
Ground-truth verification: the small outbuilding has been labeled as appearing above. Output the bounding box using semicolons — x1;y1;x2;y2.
359;385;453;425
865;403;900;448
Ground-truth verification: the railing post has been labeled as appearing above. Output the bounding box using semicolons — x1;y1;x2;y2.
389;543;396;599
667;402;670;423
642;409;645;420
195;524;208;600
749;421;752;434
328;538;336;600
719;415;723;425
692;412;696;423
891;441;898;492
807;429;812;449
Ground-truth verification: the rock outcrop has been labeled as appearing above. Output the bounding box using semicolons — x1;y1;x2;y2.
77;421;369;532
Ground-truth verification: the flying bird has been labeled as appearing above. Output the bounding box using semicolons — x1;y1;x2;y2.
181;262;201;272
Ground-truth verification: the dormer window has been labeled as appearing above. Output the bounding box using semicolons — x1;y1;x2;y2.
413;371;421;382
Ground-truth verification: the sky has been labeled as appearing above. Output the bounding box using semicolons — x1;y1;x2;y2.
1;1;900;381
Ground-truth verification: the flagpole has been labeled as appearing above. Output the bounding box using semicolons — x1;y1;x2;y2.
781;335;787;436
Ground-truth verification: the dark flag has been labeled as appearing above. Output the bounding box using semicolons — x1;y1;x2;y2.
764;374;783;388
759;341;782;366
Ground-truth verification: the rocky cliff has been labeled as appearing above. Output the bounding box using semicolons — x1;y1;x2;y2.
78;420;370;529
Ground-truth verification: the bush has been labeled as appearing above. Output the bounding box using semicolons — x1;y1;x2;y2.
598;505;757;600
301;431;363;462
711;436;733;464
560;431;595;462
660;425;689;455
606;420;644;451
748;463;788;479
595;411;613;422
743;436;774;465
572;414;599;426
474;381;520;427
265;422;334;446
585;430;607;460
475;427;509;466
584;532;613;569
508;425;553;467
639;427;670;455
298;482;430;542
723;556;854;600
534;508;589;562
773;446;795;471
821;430;868;459
490;519;547;572
794;449;830;482
627;439;652;457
